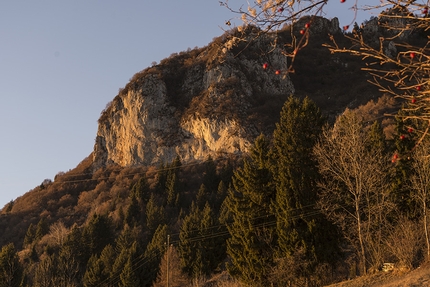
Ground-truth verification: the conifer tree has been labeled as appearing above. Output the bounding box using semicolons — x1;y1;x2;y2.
179;202;225;278
84;214;113;256
83;255;106;287
23;223;36;247
390;113;419;216
142;225;169;287
125;193;141;227
203;155;219;193
131;176;150;203
0;243;24;287
271;96;335;276
222;134;275;286
119;257;140;287
35;218;49;241
146;194;165;234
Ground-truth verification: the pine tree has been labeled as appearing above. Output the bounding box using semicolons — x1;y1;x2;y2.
222;134;275;286
179;202;224;278
23;223;36;247
141;225;168;287
271;96;336;275
119;257;140;287
0;243;24;287
83;255;106;287
84;213;113;256
390;114;418;216
35;217;49;241
130;176;150;203
203;155;219;193
146;194;165;233
125;193;141;227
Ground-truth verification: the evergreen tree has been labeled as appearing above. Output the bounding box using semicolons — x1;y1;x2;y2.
146;194;165;234
141;225;168;287
119;257;140;287
195;184;208;210
222;134;275;286
84;213;113;256
63;224;90;271
83;255;106;287
130;176;150;203
271;96;336;275
165;172;178;207
23;223;36;247
390;114;419;216
125;193;141;227
98;244;116;284
35;218;49;241
179;202;225;278
203;155;219;193
0;243;24;287
33;253;57;287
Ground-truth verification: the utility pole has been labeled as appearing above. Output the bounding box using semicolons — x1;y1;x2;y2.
166;234;170;287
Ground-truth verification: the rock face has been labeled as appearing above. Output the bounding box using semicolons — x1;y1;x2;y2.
93;28;295;169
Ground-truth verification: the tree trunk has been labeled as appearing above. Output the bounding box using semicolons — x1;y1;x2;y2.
424;202;430;261
356;198;366;275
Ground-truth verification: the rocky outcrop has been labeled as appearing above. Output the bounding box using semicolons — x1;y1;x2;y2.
93;30;295;169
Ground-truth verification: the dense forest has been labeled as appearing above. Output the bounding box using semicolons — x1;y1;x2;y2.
0;93;428;287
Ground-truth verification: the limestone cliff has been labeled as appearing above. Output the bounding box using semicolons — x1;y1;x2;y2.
93;27;295;169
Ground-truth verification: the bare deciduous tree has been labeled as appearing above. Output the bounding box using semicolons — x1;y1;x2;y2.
410;139;430;260
314;109;392;274
222;0;430;139
153;245;189;287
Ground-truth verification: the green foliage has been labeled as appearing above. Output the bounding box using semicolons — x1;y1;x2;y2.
125;193;141;227
23;223;35;247
35;218;49;242
0;243;23;287
223;134;276;286
271;96;339;276
142;225;169;287
203;155;220;193
146;194;165;233
179;202;225;278
130;176;150;203
84;214;114;256
119;257;140;287
83;255;107;287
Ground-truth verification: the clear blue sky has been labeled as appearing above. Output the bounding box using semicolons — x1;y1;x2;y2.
0;1;379;209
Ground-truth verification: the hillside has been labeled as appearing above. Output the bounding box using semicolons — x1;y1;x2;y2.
0;14;425;287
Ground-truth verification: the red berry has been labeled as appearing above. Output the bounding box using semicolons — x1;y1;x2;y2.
300;29;305;35
410;52;416;59
412;98;416;104
263;63;268;69
400;135;406;140
275;70;281;75
305;23;310;29
416;85;422;91
343;25;349;31
278;7;284;12
423;7;428;14
340;0;346;2
393;153;399;159
408;128;414;133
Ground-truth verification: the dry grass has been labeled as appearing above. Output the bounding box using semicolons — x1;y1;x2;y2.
326;262;430;287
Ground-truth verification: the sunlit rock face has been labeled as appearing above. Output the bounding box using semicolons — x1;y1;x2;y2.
93;28;295;169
